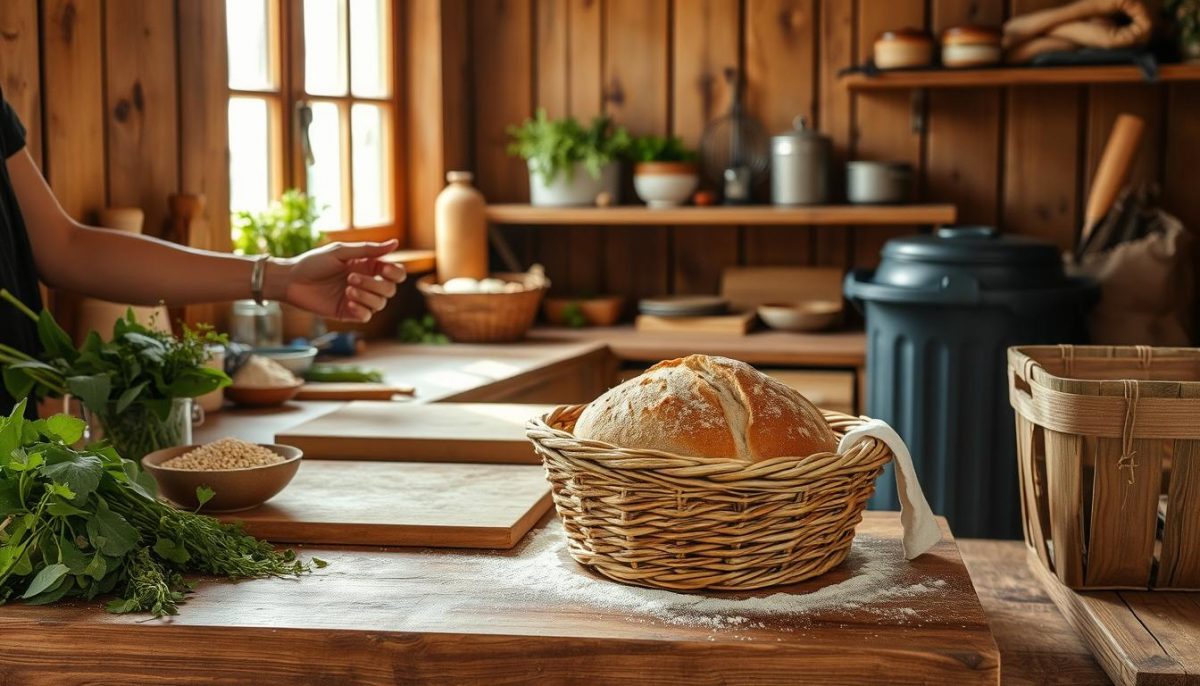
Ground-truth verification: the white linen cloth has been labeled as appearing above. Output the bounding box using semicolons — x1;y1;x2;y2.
837;418;941;559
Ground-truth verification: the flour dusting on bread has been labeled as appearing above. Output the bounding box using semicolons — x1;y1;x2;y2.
574;354;837;461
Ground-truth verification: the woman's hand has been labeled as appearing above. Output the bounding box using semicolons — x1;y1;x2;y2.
271;239;407;322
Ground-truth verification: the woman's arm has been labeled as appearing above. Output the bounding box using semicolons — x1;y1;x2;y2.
8;150;404;321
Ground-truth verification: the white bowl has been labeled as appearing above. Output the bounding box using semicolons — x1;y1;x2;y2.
757;301;842;332
634;163;699;208
254;346;318;374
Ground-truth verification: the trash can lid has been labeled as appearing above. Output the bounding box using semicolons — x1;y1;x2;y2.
876;225;1066;291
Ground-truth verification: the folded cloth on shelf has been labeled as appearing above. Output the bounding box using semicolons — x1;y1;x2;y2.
837;418;941;559
1003;0;1153;63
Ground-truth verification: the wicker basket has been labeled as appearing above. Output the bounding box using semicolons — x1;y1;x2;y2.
525;405;893;591
417;273;547;343
1008;345;1200;590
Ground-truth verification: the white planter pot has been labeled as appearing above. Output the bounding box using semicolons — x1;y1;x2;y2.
528;161;619;206
633;162;699;208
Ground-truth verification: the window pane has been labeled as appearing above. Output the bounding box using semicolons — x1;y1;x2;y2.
307;101;346;230
304;0;348;96
350;0;389;97
228;97;272;214
226;0;274;90
351;104;391;226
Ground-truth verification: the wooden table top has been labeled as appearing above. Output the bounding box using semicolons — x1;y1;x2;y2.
0;514;1004;685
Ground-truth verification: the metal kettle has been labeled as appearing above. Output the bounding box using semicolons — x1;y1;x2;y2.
770;116;831;206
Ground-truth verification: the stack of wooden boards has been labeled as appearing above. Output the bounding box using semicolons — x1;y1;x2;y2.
218;403;555;549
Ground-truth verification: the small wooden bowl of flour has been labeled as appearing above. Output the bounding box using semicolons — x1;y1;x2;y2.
225;355;304;407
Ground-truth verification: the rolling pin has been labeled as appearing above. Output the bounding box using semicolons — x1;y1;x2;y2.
1079;113;1144;253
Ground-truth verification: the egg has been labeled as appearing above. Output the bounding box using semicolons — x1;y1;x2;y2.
477;278;509;293
442;277;480;294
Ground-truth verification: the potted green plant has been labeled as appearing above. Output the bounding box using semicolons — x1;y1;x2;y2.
1167;0;1200;61
232;190;326;341
0;291;230;461
507;109;631;206
630;135;700;208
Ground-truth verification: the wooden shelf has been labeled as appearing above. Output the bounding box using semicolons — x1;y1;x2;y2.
485;204;957;226
841;63;1200;90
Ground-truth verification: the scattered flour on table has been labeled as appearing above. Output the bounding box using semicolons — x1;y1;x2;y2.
464;525;944;631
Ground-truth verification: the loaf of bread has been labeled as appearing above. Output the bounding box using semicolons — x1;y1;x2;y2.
573;354;837;461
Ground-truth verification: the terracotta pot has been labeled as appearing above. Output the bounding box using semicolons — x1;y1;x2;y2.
543;296;625;327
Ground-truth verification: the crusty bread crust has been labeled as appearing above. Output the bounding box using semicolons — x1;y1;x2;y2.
574;355;837;461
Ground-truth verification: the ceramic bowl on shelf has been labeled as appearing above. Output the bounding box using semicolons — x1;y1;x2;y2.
255;346;318;375
142;443;302;513
224;381;304;407
543;296;625;327
633;162;700;208
757;301;843;332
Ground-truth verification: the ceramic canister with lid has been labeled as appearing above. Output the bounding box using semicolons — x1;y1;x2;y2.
770;117;831;205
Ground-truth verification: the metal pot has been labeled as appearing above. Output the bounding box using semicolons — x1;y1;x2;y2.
846;161;912;204
770;117;830;205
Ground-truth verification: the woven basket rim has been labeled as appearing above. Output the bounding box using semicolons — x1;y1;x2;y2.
416;272;548;296
526;404;887;475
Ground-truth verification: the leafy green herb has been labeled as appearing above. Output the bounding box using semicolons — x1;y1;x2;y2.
233;189;326;258
194;486;215;508
303;364;385;384
0;290;230;460
507;108;631;184
0;400;311;616
561;302;587;328
629;134;697;163
398;315;449;345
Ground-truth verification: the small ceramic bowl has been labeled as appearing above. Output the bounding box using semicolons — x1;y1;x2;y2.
255;346;319;374
633;162;700;208
142;443;302;513
224;381;304;407
757;301;843;332
543;296;625;327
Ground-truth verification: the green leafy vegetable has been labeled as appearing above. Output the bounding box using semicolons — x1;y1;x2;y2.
0;402;312;616
507;108;631;184
398;315;449;345
233;189;326;258
629;134;697;163
194;486;215;508
0;291;230;460
303;364;385;384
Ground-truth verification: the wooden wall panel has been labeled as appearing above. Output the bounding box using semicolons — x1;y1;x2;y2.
473;0;533;204
531;0;572;292
672;0;740;293
851;0;925;268
178;0;231;329
1004;0;1081;249
564;0;606;295
104;0;181;240
603;0;670;303
1163;85;1200;233
0;0;41;167
925;0;1004;227
744;0;816;267
814;0;854;267
43;0;107;223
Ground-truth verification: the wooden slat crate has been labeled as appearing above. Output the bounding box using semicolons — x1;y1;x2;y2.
1008;345;1200;590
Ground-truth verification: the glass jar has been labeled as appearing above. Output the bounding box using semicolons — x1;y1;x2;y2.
230;299;283;347
82;397;204;462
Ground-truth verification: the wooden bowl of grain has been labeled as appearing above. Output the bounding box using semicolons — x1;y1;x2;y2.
142;438;302;513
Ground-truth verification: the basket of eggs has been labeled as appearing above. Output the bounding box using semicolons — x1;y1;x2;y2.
417;266;549;343
526;354;897;591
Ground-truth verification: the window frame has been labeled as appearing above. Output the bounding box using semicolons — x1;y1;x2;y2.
230;0;404;245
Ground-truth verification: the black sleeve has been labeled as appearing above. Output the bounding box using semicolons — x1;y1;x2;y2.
0;90;26;159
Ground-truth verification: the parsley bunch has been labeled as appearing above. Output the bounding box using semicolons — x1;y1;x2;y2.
0;400;312;616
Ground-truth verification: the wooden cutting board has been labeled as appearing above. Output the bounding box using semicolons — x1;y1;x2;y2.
294;382;415;401
220;460;551;549
635;311;756;335
276;402;554;463
7;513;999;684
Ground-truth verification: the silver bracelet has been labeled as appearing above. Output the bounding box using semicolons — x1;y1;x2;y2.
251;255;269;305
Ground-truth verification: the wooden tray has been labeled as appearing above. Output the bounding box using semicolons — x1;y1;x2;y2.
0;513;999;684
219;460;552;549
275;402;553;463
294;382;415;401
635;311;756;335
1031;549;1200;684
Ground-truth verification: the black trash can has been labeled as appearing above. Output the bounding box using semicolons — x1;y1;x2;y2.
844;226;1096;539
